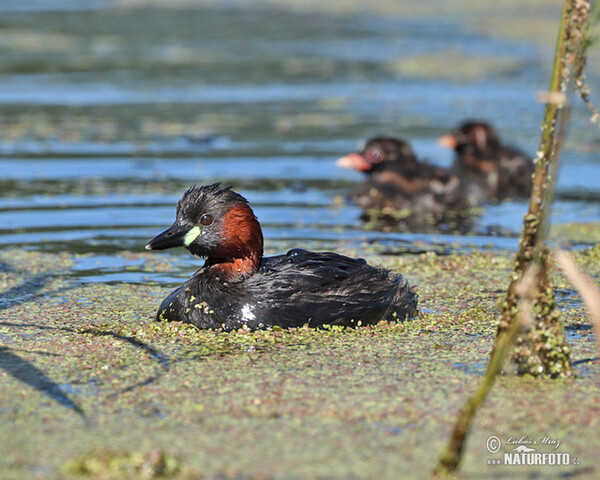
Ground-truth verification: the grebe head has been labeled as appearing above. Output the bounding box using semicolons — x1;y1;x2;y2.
438;121;500;153
146;184;264;277
336;136;417;174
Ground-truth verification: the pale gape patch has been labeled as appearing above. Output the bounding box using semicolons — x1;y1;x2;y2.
183;226;201;246
241;304;256;322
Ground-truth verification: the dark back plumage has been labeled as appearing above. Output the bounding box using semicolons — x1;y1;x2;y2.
442;121;534;202
148;184;418;330
157;248;417;330
340;136;468;214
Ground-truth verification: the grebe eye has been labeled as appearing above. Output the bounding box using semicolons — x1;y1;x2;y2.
368;149;383;163
200;214;214;226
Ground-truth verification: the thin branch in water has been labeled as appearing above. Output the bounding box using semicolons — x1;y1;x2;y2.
431;266;536;478
496;7;573;376
554;249;600;351
569;0;600;125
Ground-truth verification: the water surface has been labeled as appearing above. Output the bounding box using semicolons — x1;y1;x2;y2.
0;1;598;285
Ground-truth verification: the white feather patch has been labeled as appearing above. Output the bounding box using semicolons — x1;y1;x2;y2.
241;304;256;323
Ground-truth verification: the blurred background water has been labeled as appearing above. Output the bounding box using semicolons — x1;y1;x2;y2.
0;0;598;285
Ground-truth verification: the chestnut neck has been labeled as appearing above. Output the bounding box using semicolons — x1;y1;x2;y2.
205;203;264;280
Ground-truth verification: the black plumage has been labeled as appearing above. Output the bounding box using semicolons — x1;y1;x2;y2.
337;136;469;215
439;121;534;203
146;184;417;330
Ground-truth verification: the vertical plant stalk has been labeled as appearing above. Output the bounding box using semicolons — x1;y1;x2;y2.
432;312;527;477
432;2;593;476
554;250;600;351
495;0;579;378
573;0;598;124
432;266;538;477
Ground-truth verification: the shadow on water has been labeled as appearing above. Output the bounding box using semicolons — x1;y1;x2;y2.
78;327;169;366
78;326;172;399
0;319;174;403
0;261;171;397
0;268;47;311
0;346;86;420
571;357;600;377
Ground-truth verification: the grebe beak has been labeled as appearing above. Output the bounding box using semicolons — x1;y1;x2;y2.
335;152;371;172
146;223;199;250
437;134;457;150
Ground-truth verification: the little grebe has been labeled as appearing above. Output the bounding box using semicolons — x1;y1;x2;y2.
146;184;417;330
336;136;469;215
438;121;534;203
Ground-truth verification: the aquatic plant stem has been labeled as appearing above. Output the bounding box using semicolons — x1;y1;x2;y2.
432;2;587;476
554;249;600;352
510;0;568;279
494;0;578;378
432;307;527;477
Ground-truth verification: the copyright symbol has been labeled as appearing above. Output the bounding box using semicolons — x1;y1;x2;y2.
486;435;501;454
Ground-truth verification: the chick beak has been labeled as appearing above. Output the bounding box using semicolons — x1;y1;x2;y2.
437;134;458;150
335;152;372;172
145;223;199;251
